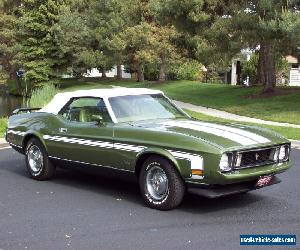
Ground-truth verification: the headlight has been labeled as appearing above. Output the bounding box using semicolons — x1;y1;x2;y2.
219;153;232;172
278;145;289;162
273;147;279;161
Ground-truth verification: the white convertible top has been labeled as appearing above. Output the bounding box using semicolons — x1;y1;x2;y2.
39;88;163;115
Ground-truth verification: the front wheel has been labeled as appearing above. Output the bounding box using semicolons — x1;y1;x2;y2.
25;138;55;180
139;156;185;210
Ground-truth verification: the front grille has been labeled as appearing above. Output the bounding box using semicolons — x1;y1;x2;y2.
234;147;276;169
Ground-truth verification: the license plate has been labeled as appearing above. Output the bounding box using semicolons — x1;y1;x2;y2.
255;175;274;188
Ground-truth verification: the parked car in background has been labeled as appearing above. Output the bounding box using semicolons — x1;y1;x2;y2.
6;88;292;210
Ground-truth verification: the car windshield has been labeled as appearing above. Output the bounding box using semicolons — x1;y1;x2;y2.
109;94;188;123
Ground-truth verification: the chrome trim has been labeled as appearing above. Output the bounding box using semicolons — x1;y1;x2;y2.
48;156;135;173
231;144;290;170
162;94;191;119
146;165;169;201
27;144;43;174
103;97;118;123
234;145;280;154
233;161;275;170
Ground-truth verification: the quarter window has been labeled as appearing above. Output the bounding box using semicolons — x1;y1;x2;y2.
59;97;112;123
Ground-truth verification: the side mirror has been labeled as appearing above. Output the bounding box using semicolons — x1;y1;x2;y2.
91;114;104;125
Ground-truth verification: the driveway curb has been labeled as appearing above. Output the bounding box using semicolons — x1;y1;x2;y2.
0;138;9;149
291;140;300;150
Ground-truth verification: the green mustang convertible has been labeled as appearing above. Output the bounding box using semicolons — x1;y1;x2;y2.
6;88;292;210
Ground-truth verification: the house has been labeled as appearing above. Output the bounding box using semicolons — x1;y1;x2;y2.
286;56;300;86
84;65;132;79
229;54;300;86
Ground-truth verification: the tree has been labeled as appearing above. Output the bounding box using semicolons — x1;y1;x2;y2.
157;0;300;92
121;21;180;82
75;0;129;78
155;0;240;82
116;0;182;82
242;53;290;85
0;0;22;92
17;0;67;87
56;1;91;77
226;1;300;92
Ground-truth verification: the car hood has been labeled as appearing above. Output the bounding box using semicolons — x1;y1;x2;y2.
132;119;288;150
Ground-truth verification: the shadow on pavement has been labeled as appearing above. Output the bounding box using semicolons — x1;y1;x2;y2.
54;167;265;214
179;192;264;214
1;151;264;213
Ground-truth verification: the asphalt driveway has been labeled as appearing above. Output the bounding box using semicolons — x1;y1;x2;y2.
0;148;299;250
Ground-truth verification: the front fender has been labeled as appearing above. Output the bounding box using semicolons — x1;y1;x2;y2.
136;147;191;178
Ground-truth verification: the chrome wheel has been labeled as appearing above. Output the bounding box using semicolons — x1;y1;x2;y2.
27;145;43;174
146;165;169;201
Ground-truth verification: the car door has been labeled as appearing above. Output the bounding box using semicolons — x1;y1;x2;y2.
46;97;116;168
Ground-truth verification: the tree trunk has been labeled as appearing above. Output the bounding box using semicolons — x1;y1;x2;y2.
262;43;276;93
116;64;122;79
257;42;276;93
158;55;166;82
256;45;265;85
137;63;144;82
101;68;107;78
2;58;22;94
9;70;22;95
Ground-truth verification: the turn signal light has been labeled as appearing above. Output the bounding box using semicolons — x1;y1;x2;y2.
192;169;203;176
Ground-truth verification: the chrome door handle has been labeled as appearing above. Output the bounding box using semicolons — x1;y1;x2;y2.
59;128;68;133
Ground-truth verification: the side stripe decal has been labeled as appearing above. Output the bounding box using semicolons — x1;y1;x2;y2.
43;135;204;178
169;150;204;179
7;131;203;179
169;150;204;170
7;130;26;136
43;135;147;152
44;135;115;149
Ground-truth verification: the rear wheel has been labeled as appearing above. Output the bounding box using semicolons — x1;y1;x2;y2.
25;138;55;180
139;156;185;210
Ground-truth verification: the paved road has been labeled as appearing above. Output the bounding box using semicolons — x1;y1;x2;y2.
0;148;299;250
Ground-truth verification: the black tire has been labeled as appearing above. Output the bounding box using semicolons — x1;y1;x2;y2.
25;138;55;180
139;156;185;210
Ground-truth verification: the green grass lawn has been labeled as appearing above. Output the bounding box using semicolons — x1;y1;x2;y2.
61;79;300;125
1;78;299;140
0;118;7;137
153;81;300;125
185;110;300;141
3;78;296;140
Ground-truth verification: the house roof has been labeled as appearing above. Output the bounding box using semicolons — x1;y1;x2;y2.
286;55;298;64
39;88;163;114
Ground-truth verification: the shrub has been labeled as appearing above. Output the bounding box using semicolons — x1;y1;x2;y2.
241;53;259;85
6;79;31;96
176;60;204;81
27;84;59;108
242;53;290;85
